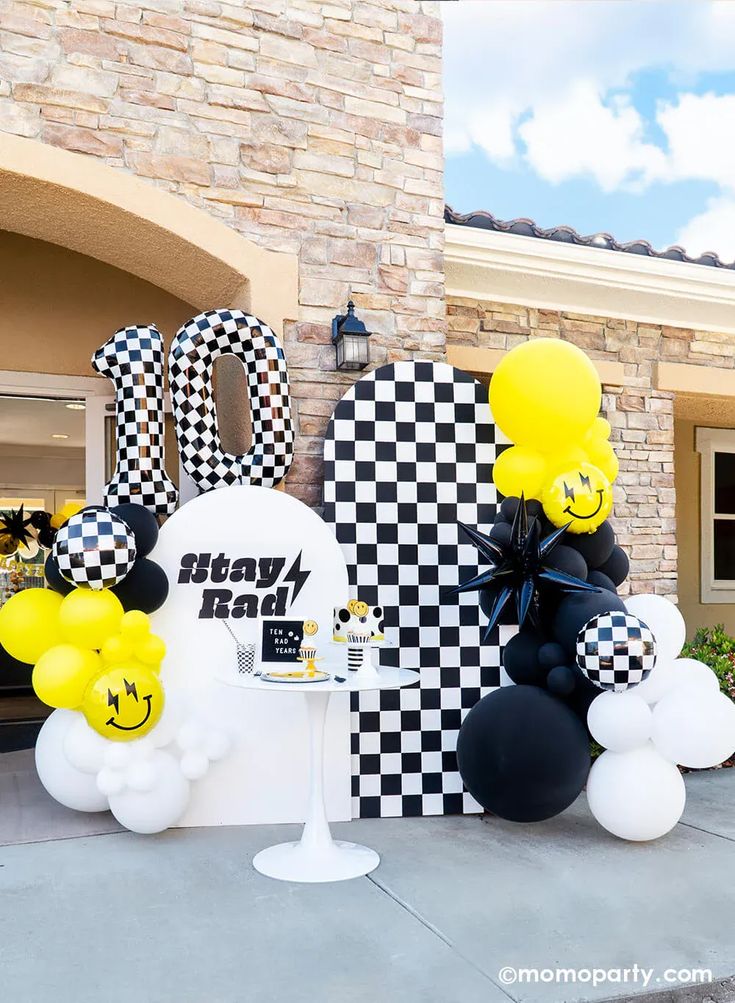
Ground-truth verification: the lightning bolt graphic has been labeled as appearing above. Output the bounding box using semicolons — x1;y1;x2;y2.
284;550;310;604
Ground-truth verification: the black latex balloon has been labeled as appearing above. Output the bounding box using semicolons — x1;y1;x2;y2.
546;664;577;696
587;570;617;593
499;496;545;524
111;503;159;558
457;686;591;822
38;526;56;549
538;641;566;669
479;588;517;627
502;629;547;686
566;520;616;569
451;496;598;640
44;553;75;596
598;545;630;587
111;558;169;613
552;588;627;658
545;544;588;582
488;521;512;545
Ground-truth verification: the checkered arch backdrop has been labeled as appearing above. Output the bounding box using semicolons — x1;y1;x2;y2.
323;360;509;819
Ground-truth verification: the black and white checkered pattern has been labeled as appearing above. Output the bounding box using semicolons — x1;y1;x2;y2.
576;612;656;692
168;309;294;492
53;508;137;591
237;643;256;674
92;325;179;517
324;361;508;819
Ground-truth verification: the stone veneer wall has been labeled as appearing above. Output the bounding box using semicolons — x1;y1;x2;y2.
447;296;685;598
0;0;445;506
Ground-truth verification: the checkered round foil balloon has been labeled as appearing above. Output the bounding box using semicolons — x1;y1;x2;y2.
576;611;657;692
53;508;137;591
92;325;179;517
168;309;294;492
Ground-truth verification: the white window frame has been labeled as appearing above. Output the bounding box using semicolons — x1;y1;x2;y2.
0;370;113;505
696;426;735;603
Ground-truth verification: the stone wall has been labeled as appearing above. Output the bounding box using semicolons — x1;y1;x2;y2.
447;296;680;598
0;0;445;506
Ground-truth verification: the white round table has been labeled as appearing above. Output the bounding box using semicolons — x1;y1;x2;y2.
219;662;419;883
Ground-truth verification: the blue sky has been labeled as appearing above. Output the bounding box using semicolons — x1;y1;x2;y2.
443;2;735;259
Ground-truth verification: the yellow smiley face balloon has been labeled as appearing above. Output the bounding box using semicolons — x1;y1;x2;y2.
82;663;163;741
542;463;613;534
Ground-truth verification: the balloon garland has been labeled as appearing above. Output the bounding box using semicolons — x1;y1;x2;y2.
455;338;735;840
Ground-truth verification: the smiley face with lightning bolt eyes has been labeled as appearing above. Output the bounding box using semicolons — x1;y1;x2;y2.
82;663;163;741
542;462;613;534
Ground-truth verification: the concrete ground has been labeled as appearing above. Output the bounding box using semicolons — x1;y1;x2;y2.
0;762;734;1003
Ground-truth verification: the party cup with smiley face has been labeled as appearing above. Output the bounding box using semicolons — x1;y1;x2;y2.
82;662;163;741
542;462;613;534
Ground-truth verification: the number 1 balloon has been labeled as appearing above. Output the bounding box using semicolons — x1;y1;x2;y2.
168;309;295;492
92;325;179;517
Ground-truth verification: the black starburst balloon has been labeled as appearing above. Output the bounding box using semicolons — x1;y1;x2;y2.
0;505;35;551
450;495;599;640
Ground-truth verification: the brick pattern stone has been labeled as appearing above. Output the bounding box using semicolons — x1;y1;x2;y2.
447;297;683;598
0;0;445;507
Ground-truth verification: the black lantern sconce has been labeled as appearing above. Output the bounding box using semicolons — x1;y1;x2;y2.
331;300;370;371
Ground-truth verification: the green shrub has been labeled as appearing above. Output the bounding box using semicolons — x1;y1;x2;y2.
681;624;735;701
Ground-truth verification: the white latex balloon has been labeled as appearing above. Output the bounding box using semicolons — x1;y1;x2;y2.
63;715;109;775
125;760;158;793
587;691;653;752
104;743;133;770
204;730;231;762
176;721;205;752
625;594;686;664
108;751;190;834
147;692;187;749
35;710;109;813
634;659;681;706
586;744;686;841
180;751;209;781
96;767;125;798
670;658;720;696
652;689;735;769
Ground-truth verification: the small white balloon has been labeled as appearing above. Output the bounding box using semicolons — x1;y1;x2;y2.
652;689;735;769
634;659;680;706
176;721;205;753
587;691;653;752
104;743;133;770
63;715;109;775
147;692;187;749
180;751;209;781
35;710;109;813
204;730;230;762
625;594;686;664
96;767;125;798
586;744;686;841
108;751;190;834
125;760;158;793
670;658;720;696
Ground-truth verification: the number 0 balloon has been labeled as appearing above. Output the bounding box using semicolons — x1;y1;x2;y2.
168;309;295;492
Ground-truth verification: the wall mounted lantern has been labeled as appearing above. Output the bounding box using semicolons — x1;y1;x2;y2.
331;300;370;371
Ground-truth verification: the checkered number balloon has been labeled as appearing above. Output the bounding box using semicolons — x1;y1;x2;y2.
576;612;657;692
53;509;137;591
93;325;179;517
168;309;294;492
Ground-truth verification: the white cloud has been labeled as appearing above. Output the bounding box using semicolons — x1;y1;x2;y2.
676;196;735;261
519;83;666;192
443;1;735;190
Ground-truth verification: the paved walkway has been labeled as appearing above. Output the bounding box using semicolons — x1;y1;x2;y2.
0;765;733;1003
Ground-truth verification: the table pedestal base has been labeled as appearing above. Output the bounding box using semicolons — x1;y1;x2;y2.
253;840;379;883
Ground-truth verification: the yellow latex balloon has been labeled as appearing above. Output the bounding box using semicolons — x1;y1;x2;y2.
489;339;601;451
585;416;612;442
82;662;163;741
542;463;613;534
492;445;547;500
32;644;101;709
542;445;588;479
119;610;150;641
59;589;124;651
50;501;85;531
0;588;62;664
100;634;135;664
135;633;166;667
586;437;619;484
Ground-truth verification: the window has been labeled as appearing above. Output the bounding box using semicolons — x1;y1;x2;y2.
696;427;735;603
